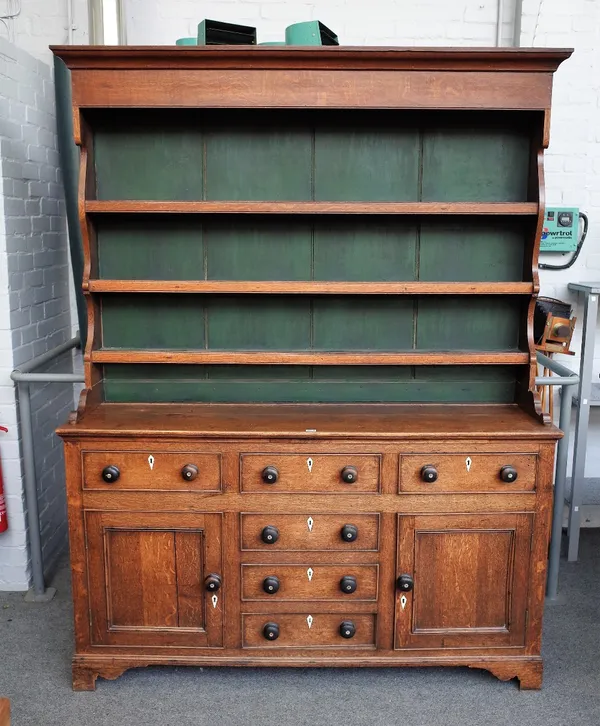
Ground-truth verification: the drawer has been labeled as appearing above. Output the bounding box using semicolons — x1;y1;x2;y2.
240;513;380;551
399;453;536;493
82;451;221;492
241;453;381;493
242;613;376;648
241;564;379;601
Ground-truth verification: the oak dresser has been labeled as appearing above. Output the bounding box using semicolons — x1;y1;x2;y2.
51;45;570;690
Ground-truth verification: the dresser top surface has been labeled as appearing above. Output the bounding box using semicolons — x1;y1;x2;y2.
57;403;561;440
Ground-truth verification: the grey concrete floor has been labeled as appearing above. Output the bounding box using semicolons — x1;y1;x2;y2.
1;530;599;726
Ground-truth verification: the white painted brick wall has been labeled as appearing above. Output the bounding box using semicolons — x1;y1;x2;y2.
0;37;74;590
0;0;89;61
125;0;517;46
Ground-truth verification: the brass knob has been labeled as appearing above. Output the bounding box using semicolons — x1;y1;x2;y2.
181;464;199;481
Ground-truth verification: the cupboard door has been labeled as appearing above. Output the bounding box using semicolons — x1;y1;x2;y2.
395;513;532;650
85;512;223;647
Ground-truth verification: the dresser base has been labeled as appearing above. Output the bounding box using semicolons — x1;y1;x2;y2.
72;655;543;692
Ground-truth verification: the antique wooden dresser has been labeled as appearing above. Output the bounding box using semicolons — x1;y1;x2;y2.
52;45;570;690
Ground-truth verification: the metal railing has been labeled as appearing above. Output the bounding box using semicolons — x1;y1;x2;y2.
10;336;83;601
536;352;579;599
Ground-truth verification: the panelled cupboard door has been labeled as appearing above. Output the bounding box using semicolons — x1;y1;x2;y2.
85;512;223;647
395;513;532;650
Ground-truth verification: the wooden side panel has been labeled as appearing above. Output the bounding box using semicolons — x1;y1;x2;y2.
175;532;205;628
107;530;178;628
85;511;223;647
414;531;512;629
395;512;533;650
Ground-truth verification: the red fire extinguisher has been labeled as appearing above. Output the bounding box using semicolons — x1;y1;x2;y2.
0;426;8;533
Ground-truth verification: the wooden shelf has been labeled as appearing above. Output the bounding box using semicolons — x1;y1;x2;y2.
88;280;534;295
91;350;530;365
85;201;539;216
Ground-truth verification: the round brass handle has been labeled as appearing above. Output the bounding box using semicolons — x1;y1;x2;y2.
499;465;518;483
261;466;279;484
341;466;358;484
101;465;120;483
181;464;199;481
263;622;280;641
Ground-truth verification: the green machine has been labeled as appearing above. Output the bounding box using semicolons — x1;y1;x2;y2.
539;207;588;271
540;207;580;251
176;37;197;46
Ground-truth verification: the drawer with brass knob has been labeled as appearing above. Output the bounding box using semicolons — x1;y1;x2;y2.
240;513;380;551
240;454;381;493
82;451;222;492
241;564;379;601
242;613;376;648
399;454;537;493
